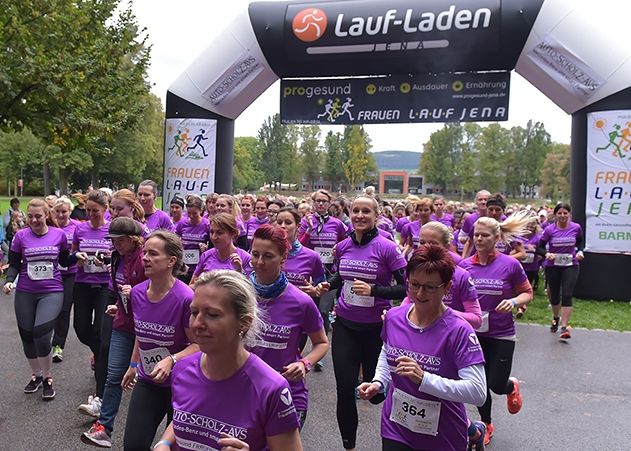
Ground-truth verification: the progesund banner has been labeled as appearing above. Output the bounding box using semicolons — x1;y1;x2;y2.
585;110;631;254
280;72;509;124
162;118;217;210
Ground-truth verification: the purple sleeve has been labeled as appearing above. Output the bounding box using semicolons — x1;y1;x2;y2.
60;231;70;252
264;381;300;437
386;241;408;272
509;258;529;287
241;251;253;275
311;254;326;285
10;231;22;253
400;223;410;242
461;215;475;238
193;251;209;277
72;227;80;248
175;221;184;237
452;323;485;370
180;293;193;332
337;221;347;242
298;217;308;235
302;296;324;334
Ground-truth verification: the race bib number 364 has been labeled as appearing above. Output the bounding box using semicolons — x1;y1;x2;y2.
389;388;441;436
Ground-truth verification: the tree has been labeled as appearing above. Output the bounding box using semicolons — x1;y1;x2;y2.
420;123;462;193
457;123;482;198
0;0;152;193
257;114;298;191
540;143;570;201
477;123;511;193
299;125;322;190
324;131;345;192
521;120;552;198
233;136;263;191
343;125;373;191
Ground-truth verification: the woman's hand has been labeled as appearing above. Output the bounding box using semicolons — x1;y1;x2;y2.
2;282;15;295
75;252;88;267
150;356;174;384
351;279;372;296
357;382;381;400
545;252;556;261
496;298;516;313
395;356;424;385
315;282;330;297
105;304;118;317
198;242;208;254
218;433;250;450
122;367;137;391
120;284;132;298
298;281;318;297
230;253;243;273
281;361;307;382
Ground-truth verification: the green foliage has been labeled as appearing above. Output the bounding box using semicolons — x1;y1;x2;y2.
257;114;299;190
324;131;345;192
539;143;570;201
233;136;263;191
299;125;322;190
0;0;155;193
342;125;373;190
420;123;462;192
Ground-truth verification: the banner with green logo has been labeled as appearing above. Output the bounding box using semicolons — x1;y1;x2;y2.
280;72;509;125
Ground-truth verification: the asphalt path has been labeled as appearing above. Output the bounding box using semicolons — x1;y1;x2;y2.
0;293;630;450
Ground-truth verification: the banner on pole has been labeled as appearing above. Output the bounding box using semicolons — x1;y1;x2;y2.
162;118;217;210
585;110;631;254
280;72;509;125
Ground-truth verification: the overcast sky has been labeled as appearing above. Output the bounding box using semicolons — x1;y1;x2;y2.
131;0;572;152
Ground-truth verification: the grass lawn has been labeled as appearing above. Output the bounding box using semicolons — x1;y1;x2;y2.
517;283;631;332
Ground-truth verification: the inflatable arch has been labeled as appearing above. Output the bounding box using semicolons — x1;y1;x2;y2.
165;0;631;300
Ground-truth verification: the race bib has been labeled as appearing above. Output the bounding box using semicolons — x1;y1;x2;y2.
27;261;54;280
118;290;128;313
343;280;375;308
315;247;334;264
554;253;573;267
523;253;535;264
389;388;441;436
139;347;170;374
476;311;490;333
183;248;200;265
84;257;107;273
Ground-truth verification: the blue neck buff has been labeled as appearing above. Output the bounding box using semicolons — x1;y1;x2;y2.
288;240;302;257
249;272;288;299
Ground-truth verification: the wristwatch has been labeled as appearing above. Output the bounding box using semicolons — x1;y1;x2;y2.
299;358;312;373
170;354;177;365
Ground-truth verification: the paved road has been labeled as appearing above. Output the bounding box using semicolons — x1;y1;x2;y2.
1;293;630;450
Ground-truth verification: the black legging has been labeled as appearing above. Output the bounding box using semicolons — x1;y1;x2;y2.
477;336;515;424
545;265;579;307
123;379;173;451
14;291;64;358
52;274;75;349
382;437;415;450
332;317;383;450
73;282;115;397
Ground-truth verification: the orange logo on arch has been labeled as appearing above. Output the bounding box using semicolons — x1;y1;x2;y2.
292;8;328;42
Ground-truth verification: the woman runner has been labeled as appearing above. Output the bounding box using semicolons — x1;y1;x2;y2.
174;195;209;285
151;270;304;451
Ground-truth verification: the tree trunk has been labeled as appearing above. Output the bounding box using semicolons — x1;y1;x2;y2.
59;168;69;195
43;163;51;195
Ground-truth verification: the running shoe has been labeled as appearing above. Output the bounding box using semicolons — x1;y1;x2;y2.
515;306;527;319
42;377;55;400
467;421;486;451
24;374;43;394
550;317;560;333
507;377;522;414
52;345;63;363
559;326;572;340
82;421;112;448
79;395;102;418
483;422;494;446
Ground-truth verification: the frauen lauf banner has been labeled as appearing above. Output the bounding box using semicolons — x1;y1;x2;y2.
162;118;217;209
585;110;631;254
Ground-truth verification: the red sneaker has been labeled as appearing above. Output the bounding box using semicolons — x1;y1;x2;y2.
507;377;522;414
483;422;494;446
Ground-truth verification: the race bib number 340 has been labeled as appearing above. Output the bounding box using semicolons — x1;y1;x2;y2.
389;388;441;436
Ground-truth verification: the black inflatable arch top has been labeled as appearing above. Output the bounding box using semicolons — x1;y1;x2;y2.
166;0;631;300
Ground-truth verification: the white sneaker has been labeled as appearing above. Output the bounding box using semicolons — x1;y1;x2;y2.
78;395;102;418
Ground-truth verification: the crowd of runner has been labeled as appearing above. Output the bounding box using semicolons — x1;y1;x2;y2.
1;184;584;450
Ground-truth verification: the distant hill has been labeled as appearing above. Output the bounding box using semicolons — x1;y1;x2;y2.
372;151;421;172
